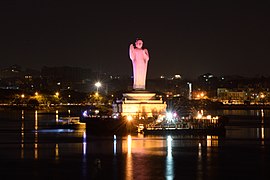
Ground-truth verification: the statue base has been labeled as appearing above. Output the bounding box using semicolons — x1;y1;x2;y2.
112;90;167;120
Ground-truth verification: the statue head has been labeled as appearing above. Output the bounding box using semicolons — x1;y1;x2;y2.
135;38;143;49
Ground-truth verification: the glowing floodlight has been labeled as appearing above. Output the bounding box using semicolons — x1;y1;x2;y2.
127;115;133;122
166;112;173;121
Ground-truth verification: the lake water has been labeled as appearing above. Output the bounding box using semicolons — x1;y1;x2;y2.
0;107;269;179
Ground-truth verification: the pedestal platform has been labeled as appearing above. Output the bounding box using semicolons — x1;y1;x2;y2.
112;91;167;119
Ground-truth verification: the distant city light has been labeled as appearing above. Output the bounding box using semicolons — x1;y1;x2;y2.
95;82;101;88
82;110;88;117
24;75;32;79
95;81;101;93
174;74;181;79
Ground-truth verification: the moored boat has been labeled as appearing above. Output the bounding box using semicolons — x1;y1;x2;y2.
142;113;227;136
57;116;86;129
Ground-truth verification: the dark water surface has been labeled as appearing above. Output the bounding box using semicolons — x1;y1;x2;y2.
0;107;270;179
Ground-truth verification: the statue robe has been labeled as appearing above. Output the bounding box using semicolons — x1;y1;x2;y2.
129;47;149;90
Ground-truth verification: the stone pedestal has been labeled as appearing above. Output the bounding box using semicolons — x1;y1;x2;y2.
112;91;167;119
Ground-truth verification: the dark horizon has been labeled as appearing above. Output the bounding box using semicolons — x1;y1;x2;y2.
3;64;270;82
1;1;269;80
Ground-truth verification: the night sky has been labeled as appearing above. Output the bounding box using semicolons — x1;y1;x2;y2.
1;1;269;79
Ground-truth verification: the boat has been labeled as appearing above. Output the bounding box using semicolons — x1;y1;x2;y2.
59;116;80;124
57;116;86;130
142;113;227;136
80;106;227;136
143;124;226;136
80;107;131;135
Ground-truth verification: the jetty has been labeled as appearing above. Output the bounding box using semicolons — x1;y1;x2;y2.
141;114;227;136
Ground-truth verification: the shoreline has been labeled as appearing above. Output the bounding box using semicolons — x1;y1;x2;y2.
1;104;270;110
216;104;270;110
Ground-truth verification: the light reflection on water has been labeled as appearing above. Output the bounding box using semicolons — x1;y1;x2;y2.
261;109;265;146
166;135;174;180
0;108;269;179
125;135;133;180
21;110;24;159
224;108;269;142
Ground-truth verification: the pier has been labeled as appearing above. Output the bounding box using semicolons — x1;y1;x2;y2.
142;115;227;136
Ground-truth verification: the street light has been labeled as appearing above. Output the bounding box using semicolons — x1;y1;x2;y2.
187;82;192;100
95;82;101;94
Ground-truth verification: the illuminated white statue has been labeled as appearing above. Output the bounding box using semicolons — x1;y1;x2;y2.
129;38;149;90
